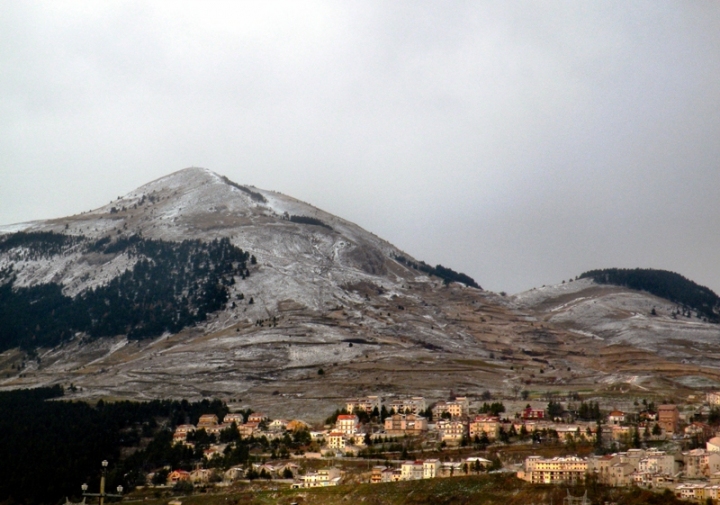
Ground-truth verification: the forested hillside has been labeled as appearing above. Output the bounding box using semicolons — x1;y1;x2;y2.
579;268;720;322
0;232;253;351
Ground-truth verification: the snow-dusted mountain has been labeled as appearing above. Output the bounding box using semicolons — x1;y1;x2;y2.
0;168;492;416
1;167;719;419
1;167;410;305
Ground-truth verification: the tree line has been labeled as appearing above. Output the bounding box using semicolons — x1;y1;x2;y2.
394;255;481;289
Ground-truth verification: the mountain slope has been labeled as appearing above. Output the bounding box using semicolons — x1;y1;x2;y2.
0;168;498;416
1;168;720;419
511;278;720;390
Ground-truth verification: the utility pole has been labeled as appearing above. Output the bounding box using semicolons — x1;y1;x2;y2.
82;460;123;505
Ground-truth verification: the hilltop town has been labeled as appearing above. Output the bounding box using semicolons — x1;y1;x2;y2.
140;389;720;503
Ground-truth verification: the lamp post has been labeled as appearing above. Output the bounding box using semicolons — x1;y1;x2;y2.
82;460;123;505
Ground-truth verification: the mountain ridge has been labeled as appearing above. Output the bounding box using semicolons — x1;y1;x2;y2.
1;167;719;420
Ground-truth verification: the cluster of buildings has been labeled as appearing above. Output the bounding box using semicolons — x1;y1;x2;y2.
173;412;312;444
370;457;492;483
342;395;601;448
161;391;720;497
519;438;720;502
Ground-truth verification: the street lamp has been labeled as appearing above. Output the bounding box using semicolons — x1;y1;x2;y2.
81;461;123;505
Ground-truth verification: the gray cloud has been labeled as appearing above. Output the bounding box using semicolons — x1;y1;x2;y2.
1;1;719;294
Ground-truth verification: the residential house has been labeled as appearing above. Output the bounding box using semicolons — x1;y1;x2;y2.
469;415;500;440
706;485;720;502
327;431;347;450
223;413;245;425
269;419;289;431
238;422;259;438
369;467;402;483
197;414;218;429
609;462;635;487
388;397;426;415
610;424;632;442
439;461;464;477
676;483;707;502
432;397;469;419
437;419;467;444
405;414;428;434
252;462;278;478
205;423;226;437
588;454;618;484
555;424;596;443
639;410;658;422
608;410;626;425
384;414;428;435
423;459;440;479
683;448;720;478
400;460;424;480
637;450;677;475
247;412;267;424
336;414;359;435
346;396;381;415
302;467;341;488
370;466;386;483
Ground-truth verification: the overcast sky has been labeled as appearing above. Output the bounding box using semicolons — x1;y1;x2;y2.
2;1;719;295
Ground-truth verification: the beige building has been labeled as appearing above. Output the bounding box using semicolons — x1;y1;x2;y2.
519;455;588;484
423;459;440;479
683;448;720;478
400;460;424;480
384;413;428;435
370;466;387;483
437;419;467;444
223;413;245;425
238;421;259;437
637;450;677;475
469;415;500;440
388;397;427;415
335;414;359;435
432;397;469;419
327;431;347;450
197;414;218;429
302;467;341;488
346;395;381;414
